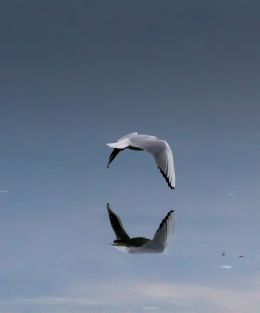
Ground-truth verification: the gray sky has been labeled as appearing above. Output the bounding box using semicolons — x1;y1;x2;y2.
0;1;260;312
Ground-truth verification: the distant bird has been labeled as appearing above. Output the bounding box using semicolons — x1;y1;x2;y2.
222;252;226;256
106;132;175;189
238;255;245;258
107;203;175;253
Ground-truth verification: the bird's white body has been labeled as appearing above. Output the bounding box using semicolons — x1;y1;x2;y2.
107;132;175;189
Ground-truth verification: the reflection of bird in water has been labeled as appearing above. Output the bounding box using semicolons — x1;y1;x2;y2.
107;203;175;253
222;252;226;256
106;132;175;189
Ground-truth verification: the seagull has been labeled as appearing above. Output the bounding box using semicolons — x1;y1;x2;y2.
107;203;175;253
106;132;175;189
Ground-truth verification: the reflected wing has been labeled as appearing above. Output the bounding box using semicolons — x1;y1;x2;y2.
152;210;174;248
107;203;130;241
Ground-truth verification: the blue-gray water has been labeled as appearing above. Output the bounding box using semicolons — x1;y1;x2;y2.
0;1;260;312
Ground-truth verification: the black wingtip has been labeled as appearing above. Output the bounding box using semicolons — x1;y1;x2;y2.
107;148;121;169
107;203;114;217
167;209;174;216
158;167;175;190
157;209;174;230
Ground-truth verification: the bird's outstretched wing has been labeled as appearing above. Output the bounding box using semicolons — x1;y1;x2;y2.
107;203;130;241
107;148;121;168
106;134;134;168
154;141;175;189
129;136;175;189
152;210;174;249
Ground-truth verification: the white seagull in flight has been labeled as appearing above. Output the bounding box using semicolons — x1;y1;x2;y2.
107;203;175;253
106;132;175;189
